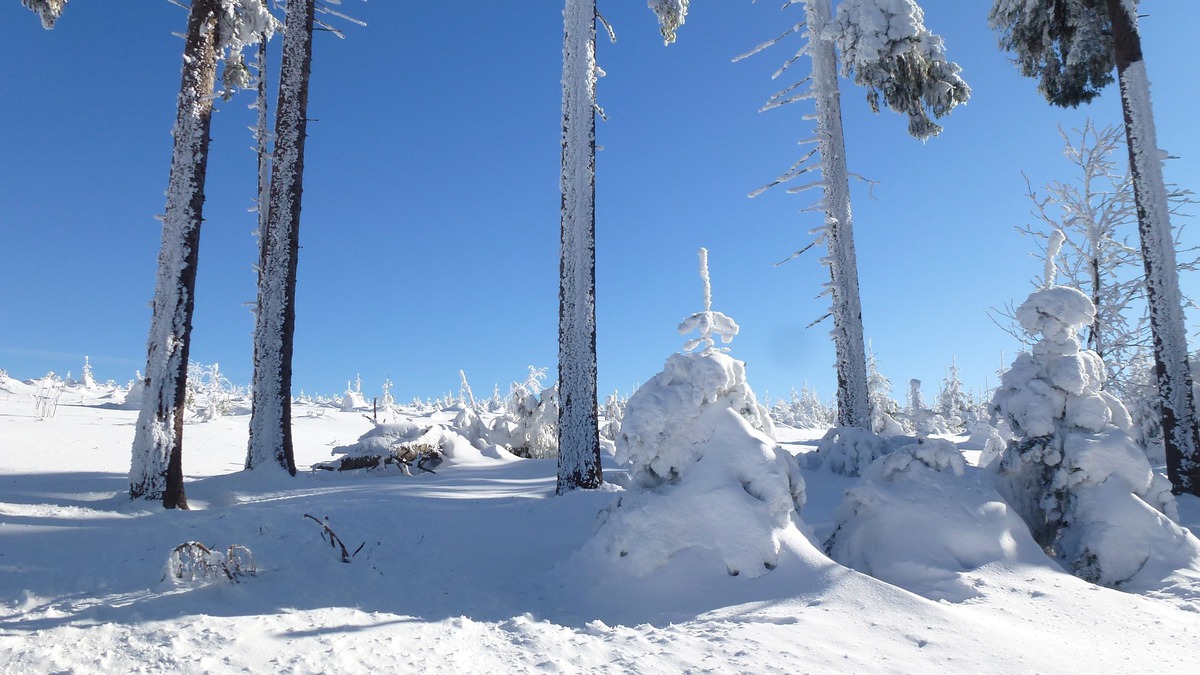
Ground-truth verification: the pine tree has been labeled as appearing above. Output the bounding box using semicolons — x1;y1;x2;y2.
556;0;603;494
129;0;222;508
990;0;1200;495
744;0;968;430
130;1;273;506
246;0;316;476
21;0;66;28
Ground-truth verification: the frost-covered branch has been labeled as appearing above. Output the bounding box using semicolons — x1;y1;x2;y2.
21;0;66;29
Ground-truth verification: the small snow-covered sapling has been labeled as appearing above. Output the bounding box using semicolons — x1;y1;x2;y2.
678;248;740;353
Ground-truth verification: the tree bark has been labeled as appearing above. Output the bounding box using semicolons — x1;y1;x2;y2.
556;0;603;494
247;0;314;476
129;0;221;508
804;0;871;430
1106;0;1200;494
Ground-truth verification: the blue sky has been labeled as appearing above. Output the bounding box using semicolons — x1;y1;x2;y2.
2;1;1198;407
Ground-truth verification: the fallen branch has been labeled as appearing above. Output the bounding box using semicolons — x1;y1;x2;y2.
303;514;363;563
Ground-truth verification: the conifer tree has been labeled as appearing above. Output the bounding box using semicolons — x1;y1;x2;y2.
990;0;1200;495
130;0;273;506
21;0;65;28
246;0;316;475
556;1;690;494
744;0;969;430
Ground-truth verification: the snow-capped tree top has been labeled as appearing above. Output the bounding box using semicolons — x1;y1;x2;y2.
22;0;66;29
1016;286;1096;344
215;0;281;96
648;0;690;45
829;0;970;139
679;248;740;353
989;0;1117;107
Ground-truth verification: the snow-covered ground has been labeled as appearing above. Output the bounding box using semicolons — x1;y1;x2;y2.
2;373;1199;673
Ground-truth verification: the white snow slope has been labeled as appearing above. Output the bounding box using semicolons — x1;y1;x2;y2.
2;373;1199;673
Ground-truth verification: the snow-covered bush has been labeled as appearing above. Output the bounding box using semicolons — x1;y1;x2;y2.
809;426;888;477
599;391;626;442
185;361;242;421
594;349;804;578
991;259;1200;587
495;367;558;458
770;385;835;430
31;372;64;419
866;347;908;436
825;438;1052;601
904;378;951;436
341;375;369;412
589;250;803;578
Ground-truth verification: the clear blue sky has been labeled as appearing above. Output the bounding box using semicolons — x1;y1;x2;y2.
2;1;1198;407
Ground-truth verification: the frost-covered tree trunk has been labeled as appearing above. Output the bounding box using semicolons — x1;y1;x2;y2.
246;0;314;475
1106;0;1200;494
805;0;870;430
556;0;603;494
22;0;66;28
130;0;221;508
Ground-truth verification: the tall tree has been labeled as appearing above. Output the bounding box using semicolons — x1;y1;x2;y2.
556;0;602;494
744;0;969;430
21;0;65;28
130;0;274;506
129;0;222;508
556;1;691;494
245;0;316;475
990;0;1200;495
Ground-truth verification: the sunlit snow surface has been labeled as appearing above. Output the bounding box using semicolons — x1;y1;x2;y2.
2;372;1200;673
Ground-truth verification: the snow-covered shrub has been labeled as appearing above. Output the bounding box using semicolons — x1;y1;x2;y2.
866;345;908;436
809;426;888;477
341;375;369;412
166;541;255;584
825;438;1052;602
498;367;559;458
599;391;626;442
904;378;951;436
317;421;466;474
590;252;803;578
770;386;835;430
185;361;242;421
992;271;1200;587
594;349;804;578
31;372;64;419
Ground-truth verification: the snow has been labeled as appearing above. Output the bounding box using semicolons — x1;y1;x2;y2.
4;372;1200;671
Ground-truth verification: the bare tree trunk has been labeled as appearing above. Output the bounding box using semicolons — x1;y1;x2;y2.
1106;0;1200;495
804;0;871;430
246;0;314;475
556;0;603;494
129;0;221;508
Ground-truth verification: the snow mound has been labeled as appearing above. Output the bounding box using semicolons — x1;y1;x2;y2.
826;439;1055;602
809;426;889;476
325;420;507;469
592;350;805;578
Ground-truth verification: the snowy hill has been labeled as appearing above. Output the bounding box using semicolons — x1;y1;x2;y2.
2;373;1199;673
